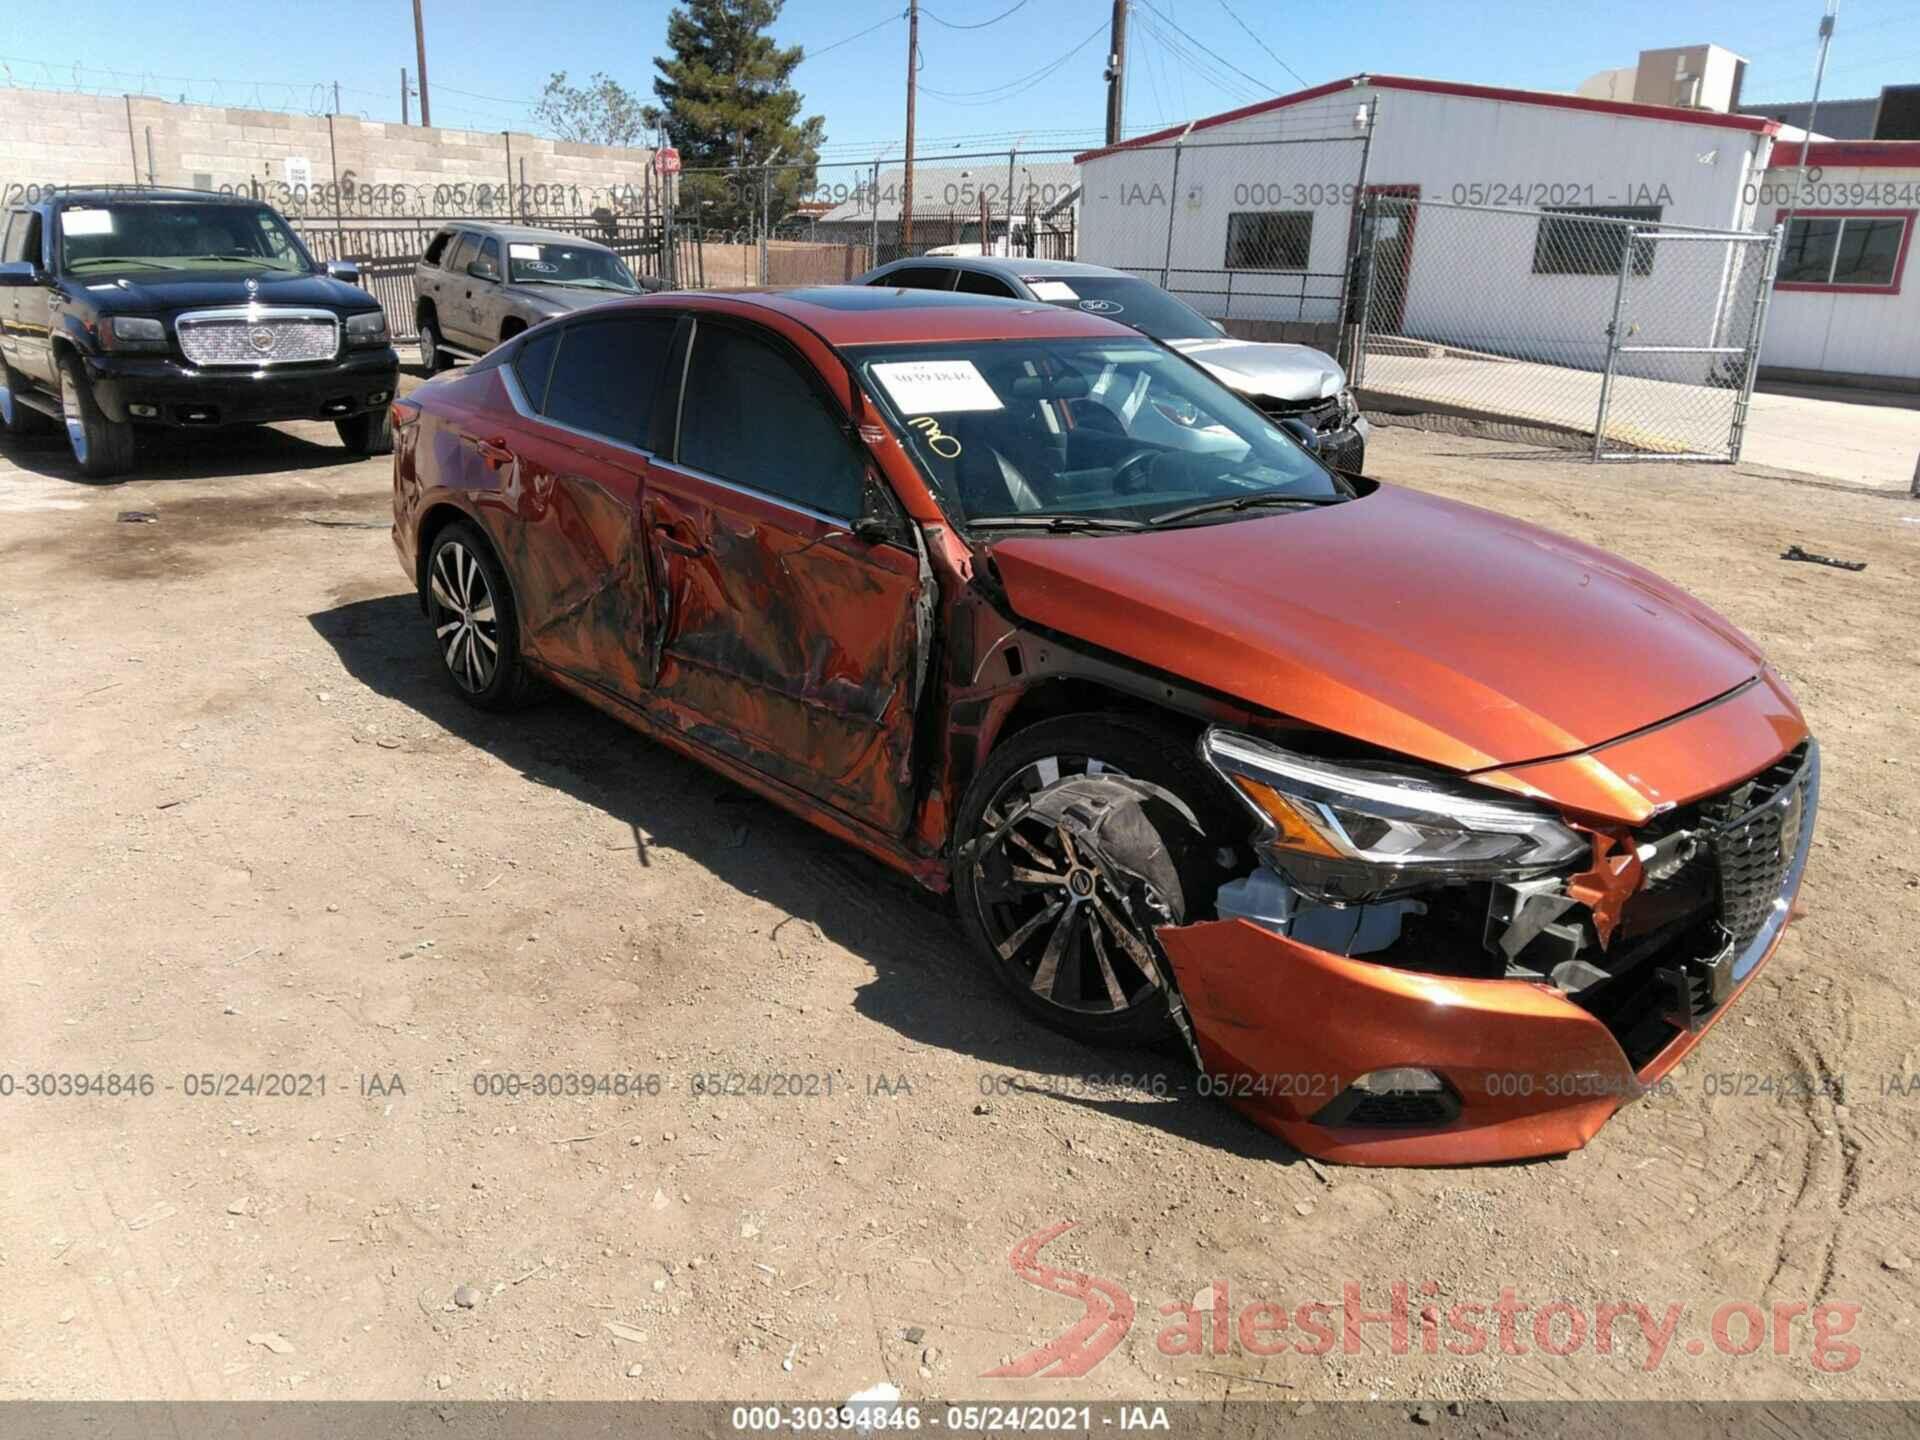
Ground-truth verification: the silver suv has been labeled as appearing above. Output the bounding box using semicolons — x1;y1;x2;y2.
411;222;664;371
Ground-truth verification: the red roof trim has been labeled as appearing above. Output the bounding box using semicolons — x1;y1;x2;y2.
1768;140;1920;171
1074;73;1778;164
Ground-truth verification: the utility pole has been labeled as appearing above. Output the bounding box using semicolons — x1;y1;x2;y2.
1104;0;1127;147
332;80;341;115
413;0;432;127
1782;0;1839;249
901;0;919;252
401;68;411;125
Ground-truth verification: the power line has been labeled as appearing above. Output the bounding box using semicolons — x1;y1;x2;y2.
1130;10;1263;106
804;8;908;60
918;17;1108;103
1135;0;1283;97
1213;0;1308;88
922;0;1033;28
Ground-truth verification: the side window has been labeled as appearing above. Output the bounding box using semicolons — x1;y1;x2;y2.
954;269;1016;297
446;233;479;274
19;213;43;269
511;328;560;413
678;324;864;519
540;315;677;448
422;230;454;267
0;211;21;263
471;236;502;281
875;266;956;291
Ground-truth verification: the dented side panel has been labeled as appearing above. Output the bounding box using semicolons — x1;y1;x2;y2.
640;459;926;835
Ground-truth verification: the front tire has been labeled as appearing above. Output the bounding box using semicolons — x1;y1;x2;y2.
57;352;134;480
424;521;534;711
952;714;1236;1046
336;406;393;456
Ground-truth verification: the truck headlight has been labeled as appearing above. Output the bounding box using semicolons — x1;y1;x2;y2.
1336;387;1360;424
99;315;168;352
1201;727;1586;901
345;310;390;347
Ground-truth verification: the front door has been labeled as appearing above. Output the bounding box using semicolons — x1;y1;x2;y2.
641;316;926;835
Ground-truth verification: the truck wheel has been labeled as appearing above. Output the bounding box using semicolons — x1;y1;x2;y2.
1;359;53;437
417;316;449;375
337;406;393;457
952;714;1238;1047
57;353;135;480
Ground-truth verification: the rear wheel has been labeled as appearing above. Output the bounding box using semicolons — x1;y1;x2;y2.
57;352;134;480
336;406;392;456
953;714;1236;1045
424;521;534;710
417;315;449;374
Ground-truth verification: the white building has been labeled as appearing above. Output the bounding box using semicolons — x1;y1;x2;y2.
1753;139;1920;390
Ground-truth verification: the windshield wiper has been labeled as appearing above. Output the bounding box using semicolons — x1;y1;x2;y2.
1149;491;1349;526
969;513;1146;533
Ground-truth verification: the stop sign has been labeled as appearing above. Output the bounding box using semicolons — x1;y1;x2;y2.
654;147;681;176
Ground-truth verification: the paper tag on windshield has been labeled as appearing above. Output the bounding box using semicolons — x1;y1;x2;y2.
871;360;1002;413
61;208;113;236
507;243;541;259
1028;280;1078;301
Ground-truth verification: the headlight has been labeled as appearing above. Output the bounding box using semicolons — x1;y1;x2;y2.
345;310;390;347
1336;387;1360;424
1201;727;1586;901
99;315;167;352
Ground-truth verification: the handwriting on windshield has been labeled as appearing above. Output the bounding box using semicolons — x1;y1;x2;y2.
907;416;961;460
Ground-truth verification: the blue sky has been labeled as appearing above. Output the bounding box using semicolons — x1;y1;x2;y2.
7;0;1917;172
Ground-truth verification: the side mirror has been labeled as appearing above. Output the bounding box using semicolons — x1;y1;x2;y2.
324;259;360;283
1212;319;1229;336
0;260;38;287
851;469;906;546
1278;417;1322;454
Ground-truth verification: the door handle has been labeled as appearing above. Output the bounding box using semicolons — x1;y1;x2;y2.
475;436;514;469
655;520;706;557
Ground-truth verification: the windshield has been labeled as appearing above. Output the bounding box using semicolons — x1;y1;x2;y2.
855;338;1347;529
1023;275;1219;341
506;240;637;290
58;202;311;273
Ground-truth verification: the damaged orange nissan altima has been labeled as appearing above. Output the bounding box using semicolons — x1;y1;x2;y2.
389;286;1817;1166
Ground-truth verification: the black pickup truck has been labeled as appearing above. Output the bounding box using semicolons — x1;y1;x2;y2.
0;188;399;479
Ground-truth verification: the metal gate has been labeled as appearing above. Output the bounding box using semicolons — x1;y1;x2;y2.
1594;225;1781;463
1350;196;1783;463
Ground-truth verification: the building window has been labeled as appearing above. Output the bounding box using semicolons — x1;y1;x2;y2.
1774;210;1912;293
1532;205;1662;277
1224;211;1312;270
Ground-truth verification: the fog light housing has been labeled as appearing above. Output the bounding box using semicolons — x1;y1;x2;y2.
128;403;158;418
1312;1067;1461;1128
368;389;391;405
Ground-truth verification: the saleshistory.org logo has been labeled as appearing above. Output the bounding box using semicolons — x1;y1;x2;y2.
985;1223;1863;1378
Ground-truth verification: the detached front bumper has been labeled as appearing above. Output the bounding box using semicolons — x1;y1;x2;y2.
85;349;399;428
1159;742;1819;1166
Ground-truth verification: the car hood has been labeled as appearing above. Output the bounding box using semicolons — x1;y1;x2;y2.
76;268;374;314
1164;336;1344;403
985;484;1768;775
510;283;634;313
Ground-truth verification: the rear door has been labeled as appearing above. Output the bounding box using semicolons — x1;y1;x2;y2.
439;232;481;348
489;312;681;698
641;315;926;834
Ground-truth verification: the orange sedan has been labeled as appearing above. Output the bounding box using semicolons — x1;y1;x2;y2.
388;286;1816;1164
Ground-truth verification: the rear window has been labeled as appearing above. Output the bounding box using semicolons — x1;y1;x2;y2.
1026;275;1218;341
423;230;455;267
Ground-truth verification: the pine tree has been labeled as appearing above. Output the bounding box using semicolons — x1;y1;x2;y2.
645;0;827;233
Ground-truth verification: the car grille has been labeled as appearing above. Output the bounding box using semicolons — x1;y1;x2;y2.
176;309;340;367
1700;741;1812;950
1258;393;1365;472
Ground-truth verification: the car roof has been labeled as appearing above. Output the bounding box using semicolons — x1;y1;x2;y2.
879;256;1129;281
30;187;271;208
438;220;618;249
569;287;1137;347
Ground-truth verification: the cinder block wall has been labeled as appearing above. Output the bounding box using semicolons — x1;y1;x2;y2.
0;87;665;216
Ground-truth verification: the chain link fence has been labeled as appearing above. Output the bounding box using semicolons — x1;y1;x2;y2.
1351;196;1782;462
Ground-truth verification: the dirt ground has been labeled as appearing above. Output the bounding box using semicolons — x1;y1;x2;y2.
2;395;1917;1407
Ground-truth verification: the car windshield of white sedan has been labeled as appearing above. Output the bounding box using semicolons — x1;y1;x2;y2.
506;241;638;290
857;340;1348;529
59;203;310;273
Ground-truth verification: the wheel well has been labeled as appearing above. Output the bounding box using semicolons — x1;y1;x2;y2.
414;503;490;608
499;318;525;342
988;678;1196;754
415;298;438;327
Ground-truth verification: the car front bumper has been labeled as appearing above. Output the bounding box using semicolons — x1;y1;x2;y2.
84;348;400;428
1158;740;1818;1167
